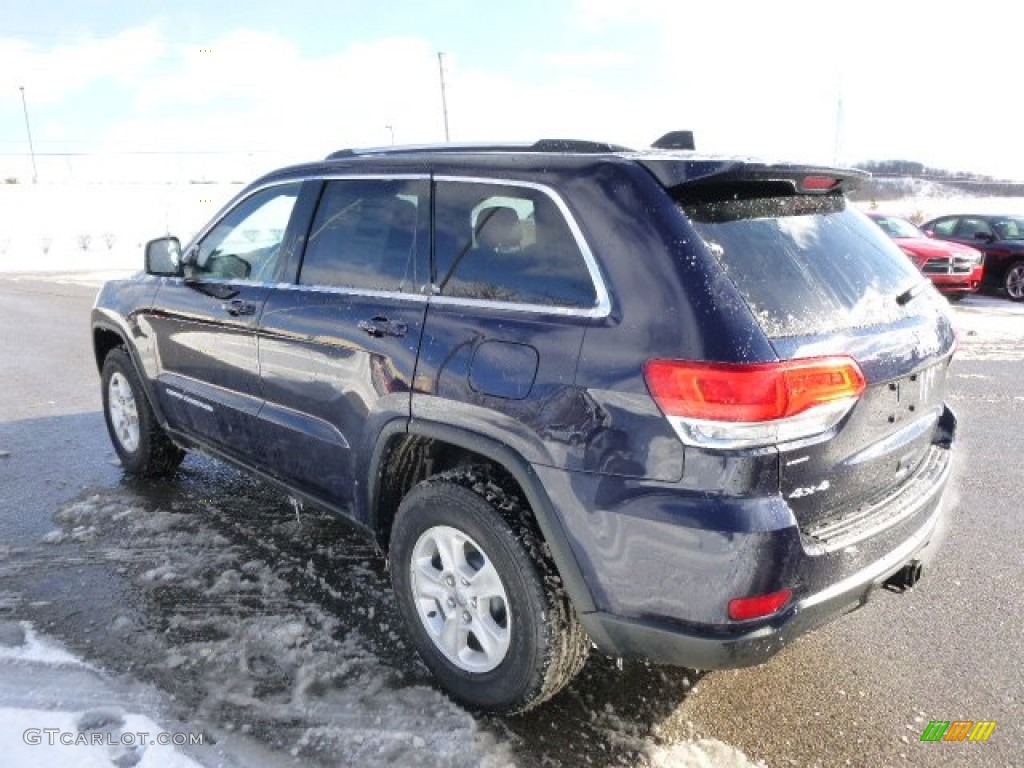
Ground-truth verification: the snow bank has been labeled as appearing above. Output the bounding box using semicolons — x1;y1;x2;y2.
1;709;204;768
650;739;766;767
0;619;204;768
853;195;1024;223
0;182;241;275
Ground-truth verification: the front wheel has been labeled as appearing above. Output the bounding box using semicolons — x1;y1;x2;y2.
1004;261;1024;301
101;347;185;476
389;470;589;713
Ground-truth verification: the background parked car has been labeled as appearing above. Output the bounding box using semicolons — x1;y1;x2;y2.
868;213;984;302
919;213;1024;301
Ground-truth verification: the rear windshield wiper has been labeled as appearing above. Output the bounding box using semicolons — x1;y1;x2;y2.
895;280;928;306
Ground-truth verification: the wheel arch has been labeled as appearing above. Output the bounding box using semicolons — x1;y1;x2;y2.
93;321;170;428
93;323;128;372
368;420;596;615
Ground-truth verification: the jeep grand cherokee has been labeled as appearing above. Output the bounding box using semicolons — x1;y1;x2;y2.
92;137;957;713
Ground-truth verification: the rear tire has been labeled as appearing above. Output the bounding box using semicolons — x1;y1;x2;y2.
101;347;185;477
1004;261;1024;301
389;468;589;714
945;291;966;303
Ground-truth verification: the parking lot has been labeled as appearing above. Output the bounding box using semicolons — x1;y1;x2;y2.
0;279;1021;767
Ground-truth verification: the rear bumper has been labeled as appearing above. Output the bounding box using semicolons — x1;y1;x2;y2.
536;419;954;669
578;490;946;668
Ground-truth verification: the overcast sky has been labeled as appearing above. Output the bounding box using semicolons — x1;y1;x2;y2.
1;0;1020;182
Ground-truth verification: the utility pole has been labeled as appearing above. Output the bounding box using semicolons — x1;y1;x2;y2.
437;52;450;142
19;86;38;183
385;124;395;145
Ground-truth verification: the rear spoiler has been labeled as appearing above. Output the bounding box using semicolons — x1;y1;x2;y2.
634;157;869;195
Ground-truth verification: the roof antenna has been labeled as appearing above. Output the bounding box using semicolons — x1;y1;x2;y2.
652;130;695;151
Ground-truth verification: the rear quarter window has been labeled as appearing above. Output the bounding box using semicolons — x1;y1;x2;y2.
682;194;933;338
433;181;598;309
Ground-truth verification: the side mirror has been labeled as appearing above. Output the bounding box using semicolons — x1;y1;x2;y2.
145;237;183;276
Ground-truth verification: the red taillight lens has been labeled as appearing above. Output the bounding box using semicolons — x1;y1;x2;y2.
728;589;792;621
643;357;866;423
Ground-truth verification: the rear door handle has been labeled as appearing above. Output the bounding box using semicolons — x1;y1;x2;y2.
222;299;257;316
358;316;408;338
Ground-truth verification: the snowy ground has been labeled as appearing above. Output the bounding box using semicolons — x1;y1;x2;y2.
942;293;1024;361
0;621;206;768
0;466;763;767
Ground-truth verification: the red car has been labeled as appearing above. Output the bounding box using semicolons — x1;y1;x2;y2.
869;214;984;301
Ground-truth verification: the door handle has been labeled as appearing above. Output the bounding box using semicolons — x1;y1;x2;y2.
357;316;408;338
222;299;257;316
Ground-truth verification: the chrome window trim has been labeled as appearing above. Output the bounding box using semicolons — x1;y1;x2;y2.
271;282;430;303
178;172;612;319
159;275;430;302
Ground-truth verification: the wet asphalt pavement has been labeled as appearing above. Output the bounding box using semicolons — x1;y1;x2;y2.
0;277;1020;767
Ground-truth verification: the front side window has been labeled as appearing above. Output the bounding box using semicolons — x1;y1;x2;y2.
298;179;427;293
433;181;597;308
194;183;300;281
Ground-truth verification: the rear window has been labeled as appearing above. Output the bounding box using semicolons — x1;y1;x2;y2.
682;194;929;338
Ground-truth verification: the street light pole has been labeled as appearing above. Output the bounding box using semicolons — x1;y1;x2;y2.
385;124;395;145
437;52;450;142
19;86;38;183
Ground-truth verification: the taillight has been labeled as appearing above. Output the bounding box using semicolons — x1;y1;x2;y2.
728;589;792;621
644;357;866;449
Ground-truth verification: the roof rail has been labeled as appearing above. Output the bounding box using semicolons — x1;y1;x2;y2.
325;138;632;161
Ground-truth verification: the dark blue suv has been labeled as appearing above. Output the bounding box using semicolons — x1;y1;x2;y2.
92;139;957;713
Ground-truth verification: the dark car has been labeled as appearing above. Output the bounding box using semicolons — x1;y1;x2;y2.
919;213;1024;300
868;213;984;301
92;138;957;713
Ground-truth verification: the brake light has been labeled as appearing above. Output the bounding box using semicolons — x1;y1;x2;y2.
728;589;792;621
801;176;839;192
644;357;865;449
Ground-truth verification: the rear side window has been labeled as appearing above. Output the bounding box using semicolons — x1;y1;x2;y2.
683;194;928;338
955;218;993;239
299;179;427;293
433;181;597;308
931;218;957;236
